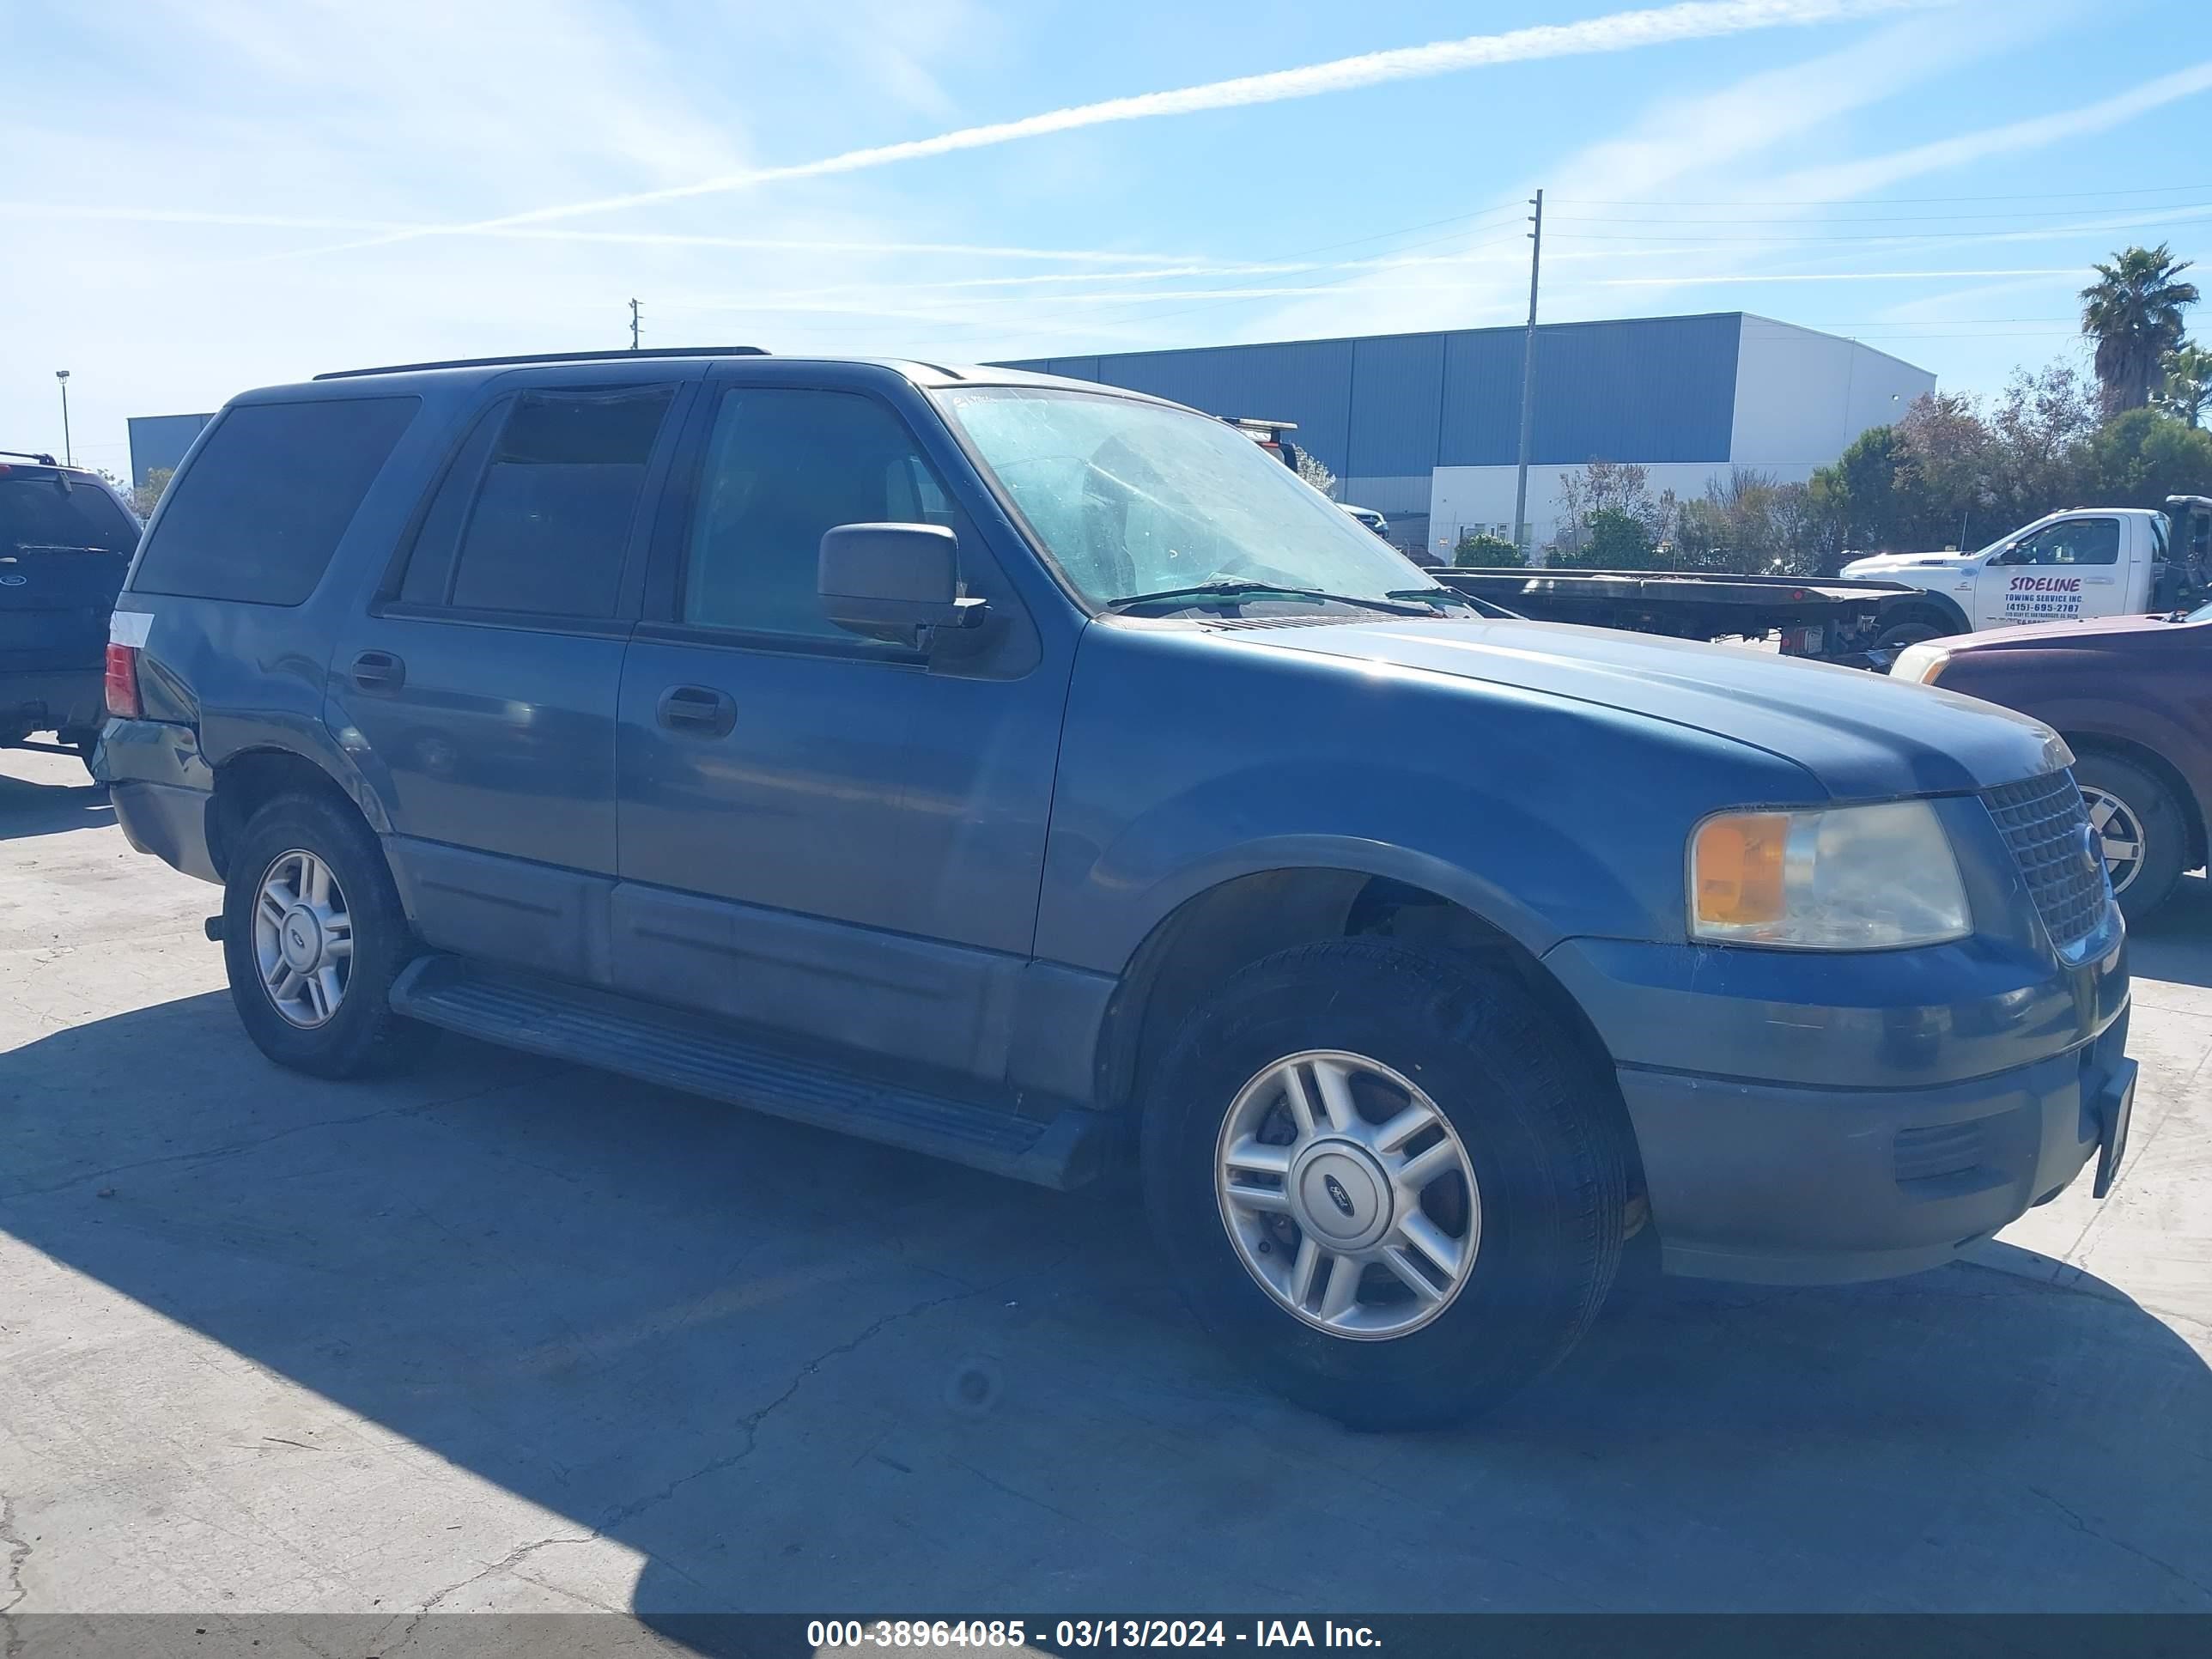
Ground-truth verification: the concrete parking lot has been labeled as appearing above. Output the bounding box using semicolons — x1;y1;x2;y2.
3;745;2209;1626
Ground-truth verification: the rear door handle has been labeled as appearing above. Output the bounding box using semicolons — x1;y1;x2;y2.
352;650;404;691
656;684;736;738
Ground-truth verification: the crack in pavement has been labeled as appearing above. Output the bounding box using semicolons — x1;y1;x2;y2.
2;1492;31;1659
2027;1486;2212;1601
386;1531;599;1651
594;1280;988;1536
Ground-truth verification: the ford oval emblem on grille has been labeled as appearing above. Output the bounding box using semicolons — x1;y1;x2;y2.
1322;1174;1357;1217
2080;820;2104;874
0;574;25;586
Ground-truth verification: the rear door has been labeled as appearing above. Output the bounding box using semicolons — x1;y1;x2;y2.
330;371;691;981
1972;515;2124;629
0;465;137;673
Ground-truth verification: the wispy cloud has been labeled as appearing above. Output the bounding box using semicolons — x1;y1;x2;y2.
1768;58;2212;201
0;203;1207;264
298;0;1939;258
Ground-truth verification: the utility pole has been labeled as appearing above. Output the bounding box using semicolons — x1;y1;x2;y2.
629;298;642;351
1511;189;1543;560
55;370;72;466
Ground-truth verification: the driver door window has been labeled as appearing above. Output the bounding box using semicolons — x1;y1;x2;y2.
681;386;963;647
2004;520;2120;567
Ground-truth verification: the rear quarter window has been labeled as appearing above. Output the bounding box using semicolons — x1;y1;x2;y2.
132;396;419;605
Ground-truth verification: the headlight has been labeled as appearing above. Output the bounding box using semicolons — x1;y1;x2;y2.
1890;641;1952;684
1690;800;1970;949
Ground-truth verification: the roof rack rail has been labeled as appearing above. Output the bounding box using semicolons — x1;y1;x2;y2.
315;345;769;380
1;447;61;465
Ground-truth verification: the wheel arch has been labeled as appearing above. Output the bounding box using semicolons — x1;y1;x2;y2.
1094;864;1642;1198
208;746;386;881
1877;590;1972;635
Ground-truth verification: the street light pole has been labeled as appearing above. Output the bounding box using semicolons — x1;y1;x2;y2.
1511;190;1543;561
55;370;72;466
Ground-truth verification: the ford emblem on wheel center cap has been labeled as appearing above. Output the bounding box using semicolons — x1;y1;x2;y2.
1322;1173;1357;1217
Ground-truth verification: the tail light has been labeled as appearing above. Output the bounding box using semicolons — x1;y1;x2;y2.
105;641;142;718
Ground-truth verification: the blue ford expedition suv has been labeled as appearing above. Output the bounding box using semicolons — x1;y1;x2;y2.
99;348;2136;1428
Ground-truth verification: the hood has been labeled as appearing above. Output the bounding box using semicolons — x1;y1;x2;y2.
1943;611;2193;652
1841;550;1982;576
1224;616;2065;800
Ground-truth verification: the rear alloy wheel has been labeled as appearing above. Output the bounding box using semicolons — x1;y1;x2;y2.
2071;753;2187;923
251;848;354;1028
222;791;430;1078
1144;939;1632;1431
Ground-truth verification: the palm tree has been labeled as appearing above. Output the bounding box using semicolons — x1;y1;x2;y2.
2081;245;2200;416
2158;341;2212;428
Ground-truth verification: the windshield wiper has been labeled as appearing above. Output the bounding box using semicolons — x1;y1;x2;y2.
1106;578;1432;616
1386;586;1522;619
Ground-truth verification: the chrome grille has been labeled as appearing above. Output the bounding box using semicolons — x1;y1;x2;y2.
1982;770;2110;952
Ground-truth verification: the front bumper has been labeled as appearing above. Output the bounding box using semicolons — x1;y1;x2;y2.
1615;1011;2130;1283
1547;914;2131;1285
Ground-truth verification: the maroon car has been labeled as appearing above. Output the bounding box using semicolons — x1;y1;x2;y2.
1890;604;2212;921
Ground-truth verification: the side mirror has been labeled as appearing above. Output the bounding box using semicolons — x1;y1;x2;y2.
818;523;989;647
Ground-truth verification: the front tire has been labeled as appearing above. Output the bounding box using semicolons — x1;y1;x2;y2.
2073;753;2187;923
1141;939;1631;1431
1875;619;1943;651
222;791;428;1078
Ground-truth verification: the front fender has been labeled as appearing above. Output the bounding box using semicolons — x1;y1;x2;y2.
1035;623;1814;974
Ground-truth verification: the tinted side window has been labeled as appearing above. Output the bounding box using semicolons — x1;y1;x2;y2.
133;397;418;605
395;398;509;606
445;386;674;617
684;387;961;640
2014;519;2119;566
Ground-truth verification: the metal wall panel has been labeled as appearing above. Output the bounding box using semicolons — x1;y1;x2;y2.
1346;333;1446;480
997;313;1744;477
125;411;216;485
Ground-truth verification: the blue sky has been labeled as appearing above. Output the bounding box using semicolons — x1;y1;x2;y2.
3;0;2207;479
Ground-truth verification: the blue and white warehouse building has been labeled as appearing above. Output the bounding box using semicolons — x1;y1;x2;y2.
1002;312;1932;556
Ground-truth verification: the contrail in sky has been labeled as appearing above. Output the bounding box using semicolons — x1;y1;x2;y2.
306;0;1938;256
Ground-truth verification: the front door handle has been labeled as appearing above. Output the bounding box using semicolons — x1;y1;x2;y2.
352;650;404;691
656;684;736;738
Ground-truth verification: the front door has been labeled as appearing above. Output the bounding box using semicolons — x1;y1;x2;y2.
331;374;689;979
614;372;1070;1081
1974;515;2123;629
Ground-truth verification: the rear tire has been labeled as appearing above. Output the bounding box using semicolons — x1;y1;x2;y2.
222;791;429;1079
1140;939;1630;1431
2072;753;2187;923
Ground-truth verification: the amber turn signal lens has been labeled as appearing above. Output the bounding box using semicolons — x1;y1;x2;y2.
1693;812;1788;927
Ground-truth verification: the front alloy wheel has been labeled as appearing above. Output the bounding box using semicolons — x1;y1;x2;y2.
1216;1050;1479;1339
252;848;355;1026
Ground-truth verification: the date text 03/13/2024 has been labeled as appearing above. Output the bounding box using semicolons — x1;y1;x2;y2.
806;1620;1384;1650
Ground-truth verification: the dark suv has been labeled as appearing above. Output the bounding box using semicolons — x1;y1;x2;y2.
2;451;139;765
100;348;2136;1428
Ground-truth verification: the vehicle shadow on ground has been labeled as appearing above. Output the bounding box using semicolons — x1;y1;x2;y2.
2128;872;2212;988
0;766;110;842
3;993;2209;1620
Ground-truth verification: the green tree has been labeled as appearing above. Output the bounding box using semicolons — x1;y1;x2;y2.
2157;342;2212;428
2080;408;2212;507
2081;244;2199;416
1556;507;1656;569
130;466;173;520
1453;532;1526;568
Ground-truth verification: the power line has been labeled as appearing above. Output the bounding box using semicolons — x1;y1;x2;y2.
1550;202;2212;224
1553;182;2212;206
